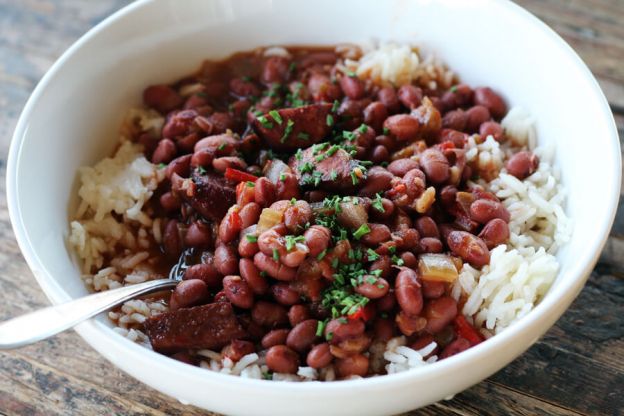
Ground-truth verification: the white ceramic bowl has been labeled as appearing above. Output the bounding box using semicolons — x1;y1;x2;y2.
7;0;620;414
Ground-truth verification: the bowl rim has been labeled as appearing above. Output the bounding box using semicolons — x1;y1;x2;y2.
6;0;621;397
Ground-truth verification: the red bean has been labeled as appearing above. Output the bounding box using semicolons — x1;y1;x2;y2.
152;139;177;164
395;268;423;316
194;134;238;154
419;237;444;253
306;190;328;203
479;121;504;141
370;197;394;220
447;231;490;267
396;311;427;336
261;329;290;349
286;319;319;352
258;228;285;257
464;105;491;133
387;158;420;177
266;345;299;374
252;301;288;327
335;354;369;378
303;225;331;257
377;86;400;113
239;202;261;228
383;114;420;141
222;339;255;362
288;305;311;327
271;283;300;306
478;218;510;249
239;258;269;295
363;101;388;133
355;276;389;299
506;151;539;179
183;262;221;287
165;154;191;180
470;199;510;224
160;191;181;212
276;172;300;200
337;334;372;355
340;74;365;99
222;275;254;309
397;85;422;109
422;280;446;299
284;200;312;233
176;132;201;153
214;244;239;275
163;219;182;258
369;255;391;279
324;319;365;344
474;87;507;119
441;84;474;111
442;109;467;131
361;223;391;246
424;296;458;334
401;168;427;199
169;279;208;311
416;216;440;238
370;144;390;164
143;85;183;113
254;252;297;281
359;166;394;197
306;343;333;369
238;235;259;258
308;73;341;103
163;109;198;138
212;156;247;173
440;337;472;359
420;148;450;184
375;134;395;149
183;221;211;248
400;252;418;268
394;228;420;250
254;177;276;207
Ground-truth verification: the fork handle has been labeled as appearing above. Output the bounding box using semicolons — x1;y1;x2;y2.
0;279;176;349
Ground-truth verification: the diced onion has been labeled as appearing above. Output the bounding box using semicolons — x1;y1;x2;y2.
257;208;283;232
418;253;459;283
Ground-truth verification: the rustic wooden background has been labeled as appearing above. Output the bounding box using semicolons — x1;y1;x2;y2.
0;0;622;415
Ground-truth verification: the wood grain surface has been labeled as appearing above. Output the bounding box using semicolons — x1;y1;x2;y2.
0;1;622;415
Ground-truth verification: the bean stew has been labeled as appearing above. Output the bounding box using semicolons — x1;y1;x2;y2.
132;45;537;379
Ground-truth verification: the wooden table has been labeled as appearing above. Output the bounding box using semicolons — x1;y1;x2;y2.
0;1;622;415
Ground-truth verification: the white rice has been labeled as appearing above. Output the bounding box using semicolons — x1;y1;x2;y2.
345;43;455;90
384;337;438;375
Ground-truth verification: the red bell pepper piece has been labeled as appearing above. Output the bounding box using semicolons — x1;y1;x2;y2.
225;167;258;183
454;315;484;346
348;303;374;322
438;141;456;151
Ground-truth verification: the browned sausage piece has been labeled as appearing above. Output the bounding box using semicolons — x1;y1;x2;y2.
251;103;333;151
175;171;236;222
143;303;245;353
289;144;363;192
